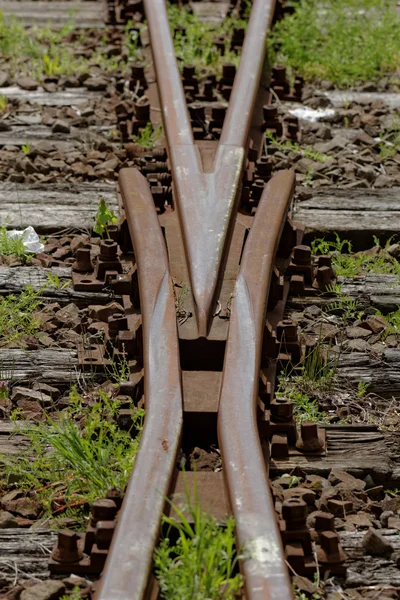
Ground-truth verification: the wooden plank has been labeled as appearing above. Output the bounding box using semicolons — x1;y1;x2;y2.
0;123;113;148
0;86;102;107
0;2;105;28
0;529;56;586
336;349;400;396
0;182;118;232
190;1;230;21
294;187;400;247
0;266;116;306
288;274;400;313
0;348;77;383
271;428;399;486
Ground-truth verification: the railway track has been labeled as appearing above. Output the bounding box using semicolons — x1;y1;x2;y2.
45;1;342;598
1;1;400;600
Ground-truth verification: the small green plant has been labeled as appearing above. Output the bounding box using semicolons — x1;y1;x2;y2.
1;388;144;519
281;473;302;488
311;233;400;279
0;93;8;112
60;587;82;600
0;380;8;400
154;477;243;600
357;381;370;398
379;113;400;160
93;198;118;238
269;0;400;87
293;574;323;599
175;282;190;316
133;123;163;148
266;131;329;162
386;488;400;497
376;307;400;335
42;53;60;76
0;285;43;344
21;141;30;155
167;3;247;75
0;225;32;261
46;273;70;290
124;21;142;60
105;347;131;384
277;342;338;424
324;289;363;323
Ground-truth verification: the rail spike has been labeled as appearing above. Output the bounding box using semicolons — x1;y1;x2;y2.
144;0;276;336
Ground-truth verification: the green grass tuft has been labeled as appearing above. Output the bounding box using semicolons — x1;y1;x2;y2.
1;388;144;521
0;285;42;344
269;0;400;87
155;479;243;600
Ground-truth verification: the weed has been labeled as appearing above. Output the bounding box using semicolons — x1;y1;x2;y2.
311;234;400;279
105;347;131;384
357;381;370;398
0;380;8;400
0;285;42;344
93;198;118;238
1;388;144;519
60;587;81;600
269;0;400;87
277;343;338;424
281;473;302;488
124;20;142;61
379;113;400;160
133;122;163;148
293;574;323;599
0;12;126;81
376;307;400;334
175;282;190;316
154;477;243;600
324;290;363;323
266;131;329;162
46;273;71;290
21;141;30;155
0;94;8;112
167;3;246;75
0;225;33;261
386;488;400;497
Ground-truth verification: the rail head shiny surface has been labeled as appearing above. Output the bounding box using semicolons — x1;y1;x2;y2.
218;170;296;600
96;168;183;600
144;0;276;336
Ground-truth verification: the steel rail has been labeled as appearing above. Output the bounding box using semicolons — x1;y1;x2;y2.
144;0;276;336
96;168;183;600
218;170;296;600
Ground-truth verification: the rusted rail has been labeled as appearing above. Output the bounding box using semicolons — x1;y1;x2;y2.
96;169;183;600
97;0;296;598
219;170;295;599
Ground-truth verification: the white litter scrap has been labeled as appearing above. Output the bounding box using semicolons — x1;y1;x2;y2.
6;226;44;254
288;106;336;122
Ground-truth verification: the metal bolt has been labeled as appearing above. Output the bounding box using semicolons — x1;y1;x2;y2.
292;245;311;265
99;240;118;260
72;247;93;273
276;320;298;343
51;530;83;563
270;398;293;420
314;511;335;532
90;499;118;526
320;530;340;555
296;421;324;452
282;497;307;530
